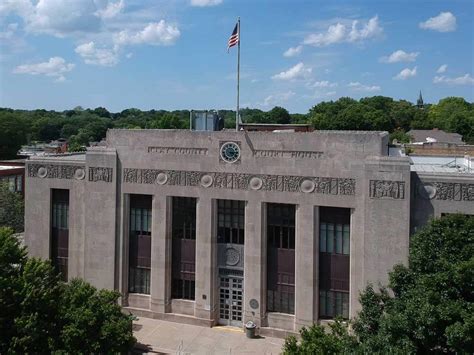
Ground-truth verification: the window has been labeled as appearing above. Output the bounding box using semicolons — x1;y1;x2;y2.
16;175;22;192
319;223;350;255
217;200;245;244
319;207;350;319
319;290;349;319
267;203;296;314
171;197;197;300
129;195;152;295
51;189;69;281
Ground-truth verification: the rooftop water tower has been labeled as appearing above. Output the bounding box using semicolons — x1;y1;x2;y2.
190;110;224;131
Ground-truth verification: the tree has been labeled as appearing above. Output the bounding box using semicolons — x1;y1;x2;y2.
267;106;291;124
0;182;24;232
283;319;358;354
283;214;474;354
0;227;136;353
0;111;30;159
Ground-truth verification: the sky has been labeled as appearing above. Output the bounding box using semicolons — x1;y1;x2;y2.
0;0;473;114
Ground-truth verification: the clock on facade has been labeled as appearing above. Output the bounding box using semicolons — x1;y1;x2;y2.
220;142;241;163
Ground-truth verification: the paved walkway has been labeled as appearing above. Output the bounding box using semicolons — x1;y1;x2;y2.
133;317;284;354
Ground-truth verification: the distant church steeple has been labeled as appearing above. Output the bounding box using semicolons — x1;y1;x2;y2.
417;90;424;109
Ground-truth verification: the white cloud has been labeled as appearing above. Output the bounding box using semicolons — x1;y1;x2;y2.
303;15;382;47
95;0;124;19
348;16;383;42
0;23;19;40
419;12;456;32
24;0;102;37
114;20;180;46
436;64;448;73
394;67;417;80
303;23;346;46
190;0;222;6
260;91;295;107
1;1;181;66
310;80;338;88
433;74;474;85
347;82;381;92
380;50;419;63
75;41;119;66
13;56;74;82
283;45;302;57
271;62;312;80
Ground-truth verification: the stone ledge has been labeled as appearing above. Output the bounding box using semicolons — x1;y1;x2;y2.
124;306;215;327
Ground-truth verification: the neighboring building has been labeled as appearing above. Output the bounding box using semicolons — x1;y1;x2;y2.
0;160;25;196
24;129;473;336
407;129;464;145
239;123;314;132
18;139;68;157
416;90;424;109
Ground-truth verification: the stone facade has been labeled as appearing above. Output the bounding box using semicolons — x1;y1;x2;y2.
24;130;473;334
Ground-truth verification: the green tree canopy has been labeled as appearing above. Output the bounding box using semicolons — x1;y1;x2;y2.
0;182;24;232
283;214;474;354
0;227;136;353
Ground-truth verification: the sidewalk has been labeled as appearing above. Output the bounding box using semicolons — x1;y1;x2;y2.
133;317;284;354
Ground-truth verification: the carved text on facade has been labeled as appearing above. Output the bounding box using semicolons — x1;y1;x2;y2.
148;146;208;155
252;149;324;159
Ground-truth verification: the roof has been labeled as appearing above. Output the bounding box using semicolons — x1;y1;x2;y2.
407;129;464;144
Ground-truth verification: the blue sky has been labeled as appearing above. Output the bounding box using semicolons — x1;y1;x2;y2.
0;0;473;113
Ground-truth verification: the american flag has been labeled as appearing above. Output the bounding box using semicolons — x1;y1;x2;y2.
227;22;239;52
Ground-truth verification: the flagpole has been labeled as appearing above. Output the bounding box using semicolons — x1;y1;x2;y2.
236;17;240;131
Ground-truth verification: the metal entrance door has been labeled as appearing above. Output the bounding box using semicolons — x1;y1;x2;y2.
219;277;243;326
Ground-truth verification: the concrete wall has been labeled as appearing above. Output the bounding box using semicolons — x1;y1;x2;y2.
24;129;421;333
411;172;474;233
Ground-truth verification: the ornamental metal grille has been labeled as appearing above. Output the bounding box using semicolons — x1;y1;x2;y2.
217;199;245;244
219;277;243;326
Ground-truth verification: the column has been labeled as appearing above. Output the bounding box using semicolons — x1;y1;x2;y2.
150;196;172;313
119;194;130;306
194;197;217;320
243;200;266;327
295;204;318;329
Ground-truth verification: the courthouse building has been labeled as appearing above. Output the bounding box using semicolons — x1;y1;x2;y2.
24;129;473;335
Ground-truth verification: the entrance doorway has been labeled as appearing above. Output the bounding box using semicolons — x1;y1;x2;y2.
219;276;243;326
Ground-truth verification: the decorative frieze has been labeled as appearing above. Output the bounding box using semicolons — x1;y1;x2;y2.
88;167;113;183
28;164;85;180
369;180;405;199
123;168;356;196
418;182;474;201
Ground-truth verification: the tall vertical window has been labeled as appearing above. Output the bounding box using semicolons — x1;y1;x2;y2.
267;203;296;314
51;189;69;281
129;195;152;294
217;199;245;244
319;207;350;319
171;197;197;300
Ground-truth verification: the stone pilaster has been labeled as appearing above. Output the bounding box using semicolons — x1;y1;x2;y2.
150;196;172;313
243;200;267;327
194;197;217;321
295;204;318;329
119;194;130;306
